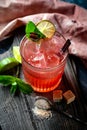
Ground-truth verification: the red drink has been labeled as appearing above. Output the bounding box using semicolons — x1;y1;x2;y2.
20;32;67;92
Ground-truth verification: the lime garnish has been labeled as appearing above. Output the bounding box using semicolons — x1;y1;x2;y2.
13;46;21;63
37;20;56;38
0;57;19;73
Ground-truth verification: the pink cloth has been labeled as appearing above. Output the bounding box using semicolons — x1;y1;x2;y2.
0;0;87;66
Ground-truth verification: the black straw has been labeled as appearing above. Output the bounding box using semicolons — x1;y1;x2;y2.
61;39;71;53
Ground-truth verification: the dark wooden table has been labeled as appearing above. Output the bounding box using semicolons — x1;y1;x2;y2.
0;27;87;130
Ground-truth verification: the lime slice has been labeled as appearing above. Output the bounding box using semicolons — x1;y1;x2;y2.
0;57;19;73
13;46;21;63
37;20;56;38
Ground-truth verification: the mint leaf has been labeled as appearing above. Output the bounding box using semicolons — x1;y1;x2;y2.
25;21;46;41
10;82;17;94
16;78;33;94
0;75;15;86
0;75;33;94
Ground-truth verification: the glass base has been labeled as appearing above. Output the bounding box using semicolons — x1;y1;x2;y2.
31;78;61;92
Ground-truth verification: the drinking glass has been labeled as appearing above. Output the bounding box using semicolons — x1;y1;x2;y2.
20;32;68;92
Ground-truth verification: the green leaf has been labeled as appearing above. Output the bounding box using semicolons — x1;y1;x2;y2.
10;82;17;94
0;75;15;86
25;21;46;41
0;75;33;95
16;78;33;94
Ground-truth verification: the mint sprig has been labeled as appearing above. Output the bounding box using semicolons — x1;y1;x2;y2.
25;21;46;41
0;75;33;95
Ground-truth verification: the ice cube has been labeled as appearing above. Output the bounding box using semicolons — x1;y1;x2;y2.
28;52;46;68
45;52;60;68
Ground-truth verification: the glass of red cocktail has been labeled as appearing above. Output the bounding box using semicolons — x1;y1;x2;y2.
20;32;68;92
20;20;68;92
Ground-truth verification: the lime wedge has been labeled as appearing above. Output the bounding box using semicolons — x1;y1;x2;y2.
13;46;21;63
0;57;19;73
37;20;56;38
